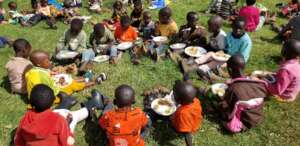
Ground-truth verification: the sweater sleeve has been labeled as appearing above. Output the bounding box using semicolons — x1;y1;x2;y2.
267;69;292;96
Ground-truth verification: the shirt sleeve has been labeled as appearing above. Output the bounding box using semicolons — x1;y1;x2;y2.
58;117;74;146
239;37;252;62
14;119;25;146
268;69;292;96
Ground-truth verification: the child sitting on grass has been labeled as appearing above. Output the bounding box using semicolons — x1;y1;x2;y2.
14;84;106;146
139;11;155;41
207;15;227;52
130;0;143;28
0;0;7;24
277;0;299;17
271;16;300;42
213;54;267;133
265;39;300;102
5;39;32;94
172;81;202;146
7;1;34;26
111;1;128;24
89;23;116;58
148;7;178;61
114;16;142;65
32;0;59;29
99;84;149;146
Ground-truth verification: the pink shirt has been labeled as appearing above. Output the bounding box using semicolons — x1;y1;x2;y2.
239;6;260;32
267;59;300;101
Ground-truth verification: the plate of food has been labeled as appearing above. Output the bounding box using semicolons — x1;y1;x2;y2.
117;42;133;50
153;36;168;43
184;46;207;57
56;51;79;60
211;83;228;97
251;70;273;77
212;52;231;62
52;74;73;88
170;43;186;50
93;55;110;63
151;98;177;116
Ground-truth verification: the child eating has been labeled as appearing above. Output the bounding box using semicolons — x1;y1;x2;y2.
99;84;149;146
139;11;155;41
207;15;226;52
266;39;300;102
172;81;202;146
5;39;32;94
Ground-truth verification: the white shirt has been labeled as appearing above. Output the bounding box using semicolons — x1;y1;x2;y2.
209;29;227;50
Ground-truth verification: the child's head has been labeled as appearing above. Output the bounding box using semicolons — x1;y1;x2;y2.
246;0;256;6
142;11;152;24
30;50;52;69
113;1;123;10
133;1;143;12
208;15;223;33
232;17;246;38
281;39;300;60
227;54;246;78
159;7;172;24
70;19;83;36
30;84;55;112
186;11;198;27
40;0;48;7
120;16;131;30
93;23;106;38
8;1;17;10
64;0;72;8
292;0;299;4
173;80;197;105
13;38;32;58
114;84;135;108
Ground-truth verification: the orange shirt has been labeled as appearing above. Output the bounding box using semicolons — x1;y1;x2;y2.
114;26;138;42
172;98;202;133
99;108;148;146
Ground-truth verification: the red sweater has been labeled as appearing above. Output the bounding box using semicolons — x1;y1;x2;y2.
239;6;260;32
14;109;74;146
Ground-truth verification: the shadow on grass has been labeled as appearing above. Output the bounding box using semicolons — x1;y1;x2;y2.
0;76;29;104
9;128;17;146
83;117;105;146
150;121;179;146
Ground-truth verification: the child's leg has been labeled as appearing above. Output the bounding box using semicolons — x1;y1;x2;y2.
69;108;89;132
82;49;96;62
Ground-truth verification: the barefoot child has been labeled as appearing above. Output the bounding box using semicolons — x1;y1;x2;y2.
5;39;32;94
99;85;149;146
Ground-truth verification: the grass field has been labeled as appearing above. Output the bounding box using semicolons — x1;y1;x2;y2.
1;0;300;146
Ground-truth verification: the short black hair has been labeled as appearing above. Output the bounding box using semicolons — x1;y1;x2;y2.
114;84;135;108
173;80;196;104
120;15;131;26
30;84;55;112
159;7;172;18
94;23;105;34
8;1;17;9
246;0;256;5
282;39;300;60
233;16;246;27
70;19;83;32
13;39;31;54
186;11;198;21
227;54;246;70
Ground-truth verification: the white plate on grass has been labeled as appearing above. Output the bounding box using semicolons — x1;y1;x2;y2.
56;51;79;60
117;42;133;50
153;36;168;43
151;98;176;116
93;55;110;63
170;43;186;50
52;74;73;88
184;46;207;57
211;83;228;97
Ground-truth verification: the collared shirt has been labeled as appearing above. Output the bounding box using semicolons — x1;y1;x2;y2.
5;57;32;94
225;32;252;62
267;59;300;101
57;29;87;53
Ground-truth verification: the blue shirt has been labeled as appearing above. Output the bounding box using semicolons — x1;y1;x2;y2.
225;32;252;62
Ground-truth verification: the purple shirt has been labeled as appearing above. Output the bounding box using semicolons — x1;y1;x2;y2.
239;6;260;32
267;59;300;101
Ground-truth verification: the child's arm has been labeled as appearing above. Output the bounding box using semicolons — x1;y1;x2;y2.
239;38;252;62
183;132;193;146
267;69;292;96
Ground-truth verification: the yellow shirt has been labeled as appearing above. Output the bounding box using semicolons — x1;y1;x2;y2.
156;20;178;37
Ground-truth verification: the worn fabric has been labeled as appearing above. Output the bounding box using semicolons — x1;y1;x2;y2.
172;98;202;133
177;24;207;46
239;6;260;32
5;57;32;94
89;28;115;48
99;108;148;146
14;109;74;146
139;21;155;40
267;59;300;101
225;32;252;62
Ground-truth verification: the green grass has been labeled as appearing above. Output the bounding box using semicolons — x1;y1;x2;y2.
1;0;300;145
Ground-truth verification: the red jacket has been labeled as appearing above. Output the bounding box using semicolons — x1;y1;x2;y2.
14;109;74;146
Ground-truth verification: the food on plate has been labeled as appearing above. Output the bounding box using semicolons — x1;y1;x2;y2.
187;47;198;55
157;99;173;107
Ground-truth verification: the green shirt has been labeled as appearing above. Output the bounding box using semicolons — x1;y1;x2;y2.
57;29;87;53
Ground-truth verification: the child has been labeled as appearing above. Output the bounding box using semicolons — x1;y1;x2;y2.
148;7;178;61
272;16;300;41
139;11;155;41
64;0;82;7
62;0;80;24
0;0;7;24
7;1;34;26
114;16;142;64
89;23;116;58
217;0;235;20
33;0;59;28
266;39;300;102
89;0;102;13
215;54;267;133
278;0;299;17
111;1;128;23
172;81;202;146
130;1;143;28
14;84;106;146
207;15;227;52
25;50;103;106
99;84;149;146
238;0;260;32
5;39;32;94
177;11;206;46
206;0;223;14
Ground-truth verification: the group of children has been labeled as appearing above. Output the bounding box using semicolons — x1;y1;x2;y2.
2;0;300;146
